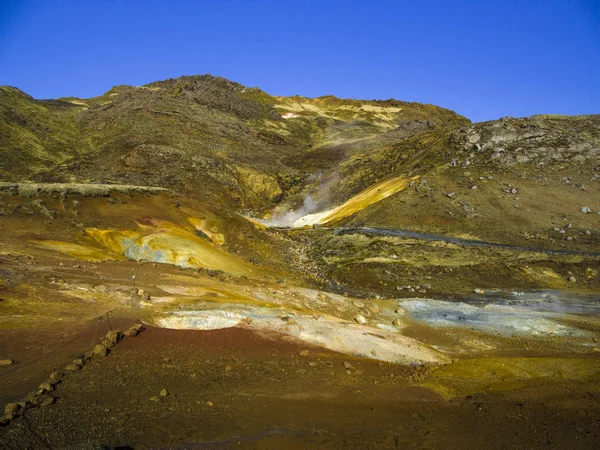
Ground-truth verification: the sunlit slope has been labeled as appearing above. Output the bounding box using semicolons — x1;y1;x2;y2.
271;175;420;227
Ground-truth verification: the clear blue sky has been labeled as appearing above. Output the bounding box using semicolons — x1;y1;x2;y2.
0;0;598;122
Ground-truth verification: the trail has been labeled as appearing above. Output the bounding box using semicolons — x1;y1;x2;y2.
331;227;600;257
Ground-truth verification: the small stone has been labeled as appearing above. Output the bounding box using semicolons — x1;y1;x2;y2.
299;350;309;357
124;324;144;337
160;389;169;397
581;206;592;214
352;300;365;308
343;361;355;370
38;382;53;394
40;396;56;407
50;372;65;381
392;319;402;327
474;288;484;294
72;358;84;367
206;401;214;407
65;363;81;372
4;403;19;416
510;188;518;194
0;359;13;366
471;186;478;190
23;392;37;405
93;344;109;357
447;192;456;199
104;330;122;347
308;362;318;367
368;304;380;313
568;276;576;283
354;314;367;325
150;396;162;402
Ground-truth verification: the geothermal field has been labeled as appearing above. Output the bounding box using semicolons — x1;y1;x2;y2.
0;76;599;447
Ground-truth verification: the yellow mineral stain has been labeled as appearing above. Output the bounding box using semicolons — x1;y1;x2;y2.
318;175;420;225
31;240;127;262
184;216;225;245
84;219;256;277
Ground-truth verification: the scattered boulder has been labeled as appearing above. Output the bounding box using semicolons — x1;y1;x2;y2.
581;206;592;214
160;389;169;397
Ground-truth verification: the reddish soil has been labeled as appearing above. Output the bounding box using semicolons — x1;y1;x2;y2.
1;325;599;449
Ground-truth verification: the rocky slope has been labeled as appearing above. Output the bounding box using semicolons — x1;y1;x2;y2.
1;74;599;295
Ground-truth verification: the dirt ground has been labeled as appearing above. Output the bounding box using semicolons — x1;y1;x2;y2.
1;324;599;449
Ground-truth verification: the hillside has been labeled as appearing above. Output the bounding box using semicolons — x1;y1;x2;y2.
1;75;599;448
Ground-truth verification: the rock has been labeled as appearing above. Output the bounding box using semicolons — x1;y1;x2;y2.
160;389;169;397
4;403;19;416
392;318;402;327
49;372;64;382
40;396;56;407
93;344;109;357
38;382;53;394
299;350;309;356
23;392;37;405
105;330;122;347
581;206;592;214
308;361;318;367
447;192;456;199
138;289;151;301
206;401;214;407
568;276;577;283
0;359;13;366
65;362;81;371
123;324;144;337
471;186;478;190
343;361;355;370
474;288;484;294
353;314;367;325
352;300;365;308
367;304;380;313
150;396;162;402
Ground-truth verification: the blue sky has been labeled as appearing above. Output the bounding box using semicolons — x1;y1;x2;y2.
0;0;598;122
